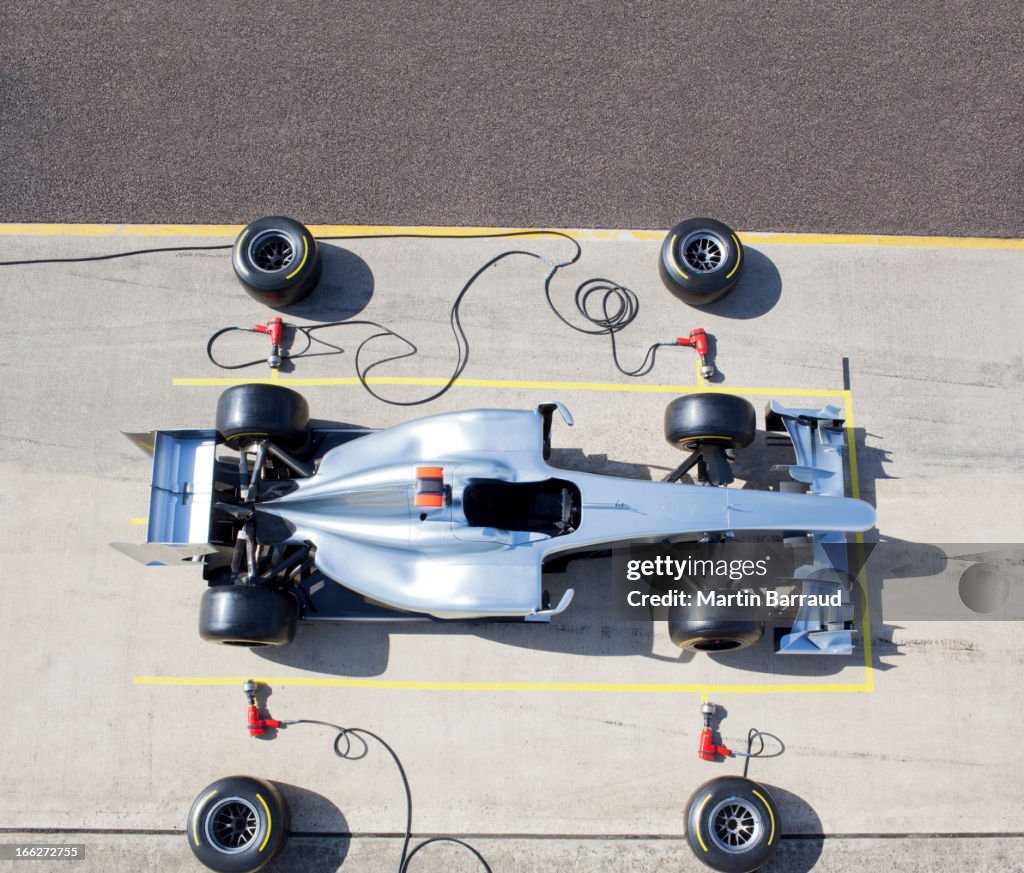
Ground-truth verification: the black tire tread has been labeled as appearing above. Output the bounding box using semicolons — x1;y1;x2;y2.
684;776;780;873
668;613;765;653
216;383;310;450
665;393;756;450
199;585;297;647
659;217;744;306
187;775;290;873
232;215;321;308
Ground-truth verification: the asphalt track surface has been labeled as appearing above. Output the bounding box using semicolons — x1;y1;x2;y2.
1;2;1021;235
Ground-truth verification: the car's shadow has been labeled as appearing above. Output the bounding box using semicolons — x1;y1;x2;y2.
254;548;880;678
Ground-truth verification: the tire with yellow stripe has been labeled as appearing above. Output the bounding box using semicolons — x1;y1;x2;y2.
665;393;755;451
187;775;289;873
659;218;744;306
684;776;779;872
232;216;322;307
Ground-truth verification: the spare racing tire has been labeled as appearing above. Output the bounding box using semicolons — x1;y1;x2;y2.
659;218;744;306
216;383;310;450
665;393;756;451
187;775;290;872
199;585;297;647
684;776;780;872
232;215;322;307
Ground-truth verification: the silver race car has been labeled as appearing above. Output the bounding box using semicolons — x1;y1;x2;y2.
114;385;874;655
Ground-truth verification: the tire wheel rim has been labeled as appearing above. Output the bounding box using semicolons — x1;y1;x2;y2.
249;231;296;273
680;231;727;274
708;796;764;854
206;797;260;854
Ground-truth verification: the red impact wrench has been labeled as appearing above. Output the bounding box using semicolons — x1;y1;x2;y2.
675;328;715;379
252;317;285;369
698;701;734;761
655;328;715;379
244;679;284;736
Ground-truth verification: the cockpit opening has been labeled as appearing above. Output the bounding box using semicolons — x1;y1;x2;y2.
463;478;581;537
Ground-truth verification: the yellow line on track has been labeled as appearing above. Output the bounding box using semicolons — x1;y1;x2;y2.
844;393;875;692
739;231;1024;250
173;375;851;397
132;675;871;693
0;223;1020;249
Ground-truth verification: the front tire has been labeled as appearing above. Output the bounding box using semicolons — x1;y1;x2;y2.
187;775;289;873
665;393;756;451
199;585;297;647
668;606;765;653
232;216;322;307
659;218;744;306
685;776;780;872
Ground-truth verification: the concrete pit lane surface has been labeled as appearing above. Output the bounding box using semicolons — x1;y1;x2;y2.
0;224;1021;871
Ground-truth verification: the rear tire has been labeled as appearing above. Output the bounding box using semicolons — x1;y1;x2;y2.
216;383;310;450
187;775;289;872
199;585;297;647
659;218;744;306
232;215;322;308
665;394;755;451
685;776;780;872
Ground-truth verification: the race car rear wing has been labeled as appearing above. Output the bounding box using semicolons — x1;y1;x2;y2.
110;430;220;566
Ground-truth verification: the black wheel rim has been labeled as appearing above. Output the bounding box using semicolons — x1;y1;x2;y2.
681;231;727;273
249;231;295;273
708;796;763;853
206;797;260;853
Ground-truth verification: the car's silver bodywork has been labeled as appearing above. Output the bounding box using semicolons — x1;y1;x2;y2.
115;401;874;653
